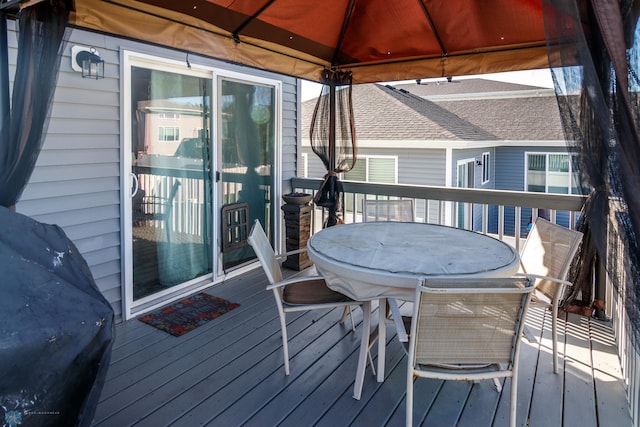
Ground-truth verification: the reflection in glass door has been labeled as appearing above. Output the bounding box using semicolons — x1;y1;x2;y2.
130;66;212;301
219;78;276;270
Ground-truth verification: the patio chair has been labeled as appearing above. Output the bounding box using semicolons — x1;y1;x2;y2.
362;198;415;222
518;217;583;373
134;180;181;241
405;276;535;427
248;219;371;375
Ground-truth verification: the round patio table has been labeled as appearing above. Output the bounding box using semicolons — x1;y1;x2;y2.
306;221;520;399
308;222;520;300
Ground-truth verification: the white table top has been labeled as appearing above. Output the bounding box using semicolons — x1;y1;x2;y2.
307;222;520;300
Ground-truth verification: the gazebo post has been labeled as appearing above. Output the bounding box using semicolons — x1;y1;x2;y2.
327;76;338;225
328;76;336;173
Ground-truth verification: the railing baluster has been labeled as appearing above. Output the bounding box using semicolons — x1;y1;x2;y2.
515;206;521;252
482;204;489;234
498;205;504;240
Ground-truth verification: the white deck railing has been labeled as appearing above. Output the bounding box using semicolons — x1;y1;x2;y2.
292;177;585;252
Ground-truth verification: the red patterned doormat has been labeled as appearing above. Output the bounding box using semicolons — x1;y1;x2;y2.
139;292;240;336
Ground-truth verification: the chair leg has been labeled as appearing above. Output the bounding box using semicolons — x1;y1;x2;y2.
368;349;376;376
509;374;518;427
279;314;290;376
340;306;356;332
406;372;414;427
552;303;559;374
273;290;291;376
353;301;372;400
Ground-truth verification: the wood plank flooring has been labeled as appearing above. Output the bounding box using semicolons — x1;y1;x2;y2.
92;267;631;426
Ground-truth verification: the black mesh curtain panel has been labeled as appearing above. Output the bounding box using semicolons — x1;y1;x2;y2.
310;69;357;227
0;1;71;208
543;0;640;343
0;3;115;426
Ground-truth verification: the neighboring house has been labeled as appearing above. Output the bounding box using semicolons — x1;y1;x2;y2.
9;22;301;322
301;78;579;232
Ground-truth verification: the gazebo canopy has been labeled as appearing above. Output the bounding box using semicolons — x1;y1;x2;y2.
71;0;554;83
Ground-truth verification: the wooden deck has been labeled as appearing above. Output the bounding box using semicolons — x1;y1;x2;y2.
92;267;631;426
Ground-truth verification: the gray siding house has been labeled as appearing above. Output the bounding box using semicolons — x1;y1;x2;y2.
301;79;576;231
9;22;301;323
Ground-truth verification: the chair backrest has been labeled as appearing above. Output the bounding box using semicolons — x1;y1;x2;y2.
362;199;414;222
519;218;583;300
247;219;283;285
409;276;534;367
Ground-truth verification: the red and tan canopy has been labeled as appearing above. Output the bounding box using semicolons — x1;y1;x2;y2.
71;0;552;83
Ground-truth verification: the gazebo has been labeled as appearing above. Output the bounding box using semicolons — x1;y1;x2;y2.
0;0;638;425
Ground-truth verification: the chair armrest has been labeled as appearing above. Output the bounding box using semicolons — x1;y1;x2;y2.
266;275;325;291
515;272;573;287
275;248;308;261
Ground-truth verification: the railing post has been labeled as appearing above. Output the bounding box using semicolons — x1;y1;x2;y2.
593;257;608;320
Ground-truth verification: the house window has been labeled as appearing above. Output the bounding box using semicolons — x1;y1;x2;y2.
158;126;180;141
526;152;580;194
481;152;490;184
159;113;180;120
344;156;398;184
343;156;398;213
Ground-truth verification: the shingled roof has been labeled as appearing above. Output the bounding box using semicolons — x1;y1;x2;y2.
301;79;565;143
394;78;549;97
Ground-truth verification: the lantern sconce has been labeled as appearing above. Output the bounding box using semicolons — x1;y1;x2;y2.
475;158;483;166
71;45;104;79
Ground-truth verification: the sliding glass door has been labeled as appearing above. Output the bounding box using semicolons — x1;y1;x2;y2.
129;65;212;302
123;56;280;318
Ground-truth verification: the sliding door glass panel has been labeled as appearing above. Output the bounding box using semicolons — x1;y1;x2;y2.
219;78;275;269
527;153;547;192
548;153;570;194
131;66;212;300
456;161;474;229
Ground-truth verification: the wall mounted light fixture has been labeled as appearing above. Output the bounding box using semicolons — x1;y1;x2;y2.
71;45;104;79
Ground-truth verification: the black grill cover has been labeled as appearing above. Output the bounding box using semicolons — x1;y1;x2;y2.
0;207;114;426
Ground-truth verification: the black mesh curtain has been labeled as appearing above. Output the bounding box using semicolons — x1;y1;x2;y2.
543;0;640;344
0;0;71;208
310;69;357;227
0;3;115;426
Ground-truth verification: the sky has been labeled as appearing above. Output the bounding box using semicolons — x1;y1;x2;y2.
301;69;554;101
